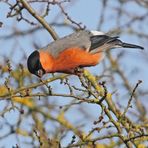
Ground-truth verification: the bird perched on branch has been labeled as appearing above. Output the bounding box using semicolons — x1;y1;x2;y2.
27;30;144;77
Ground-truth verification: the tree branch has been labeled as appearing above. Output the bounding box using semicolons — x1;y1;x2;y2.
19;0;59;40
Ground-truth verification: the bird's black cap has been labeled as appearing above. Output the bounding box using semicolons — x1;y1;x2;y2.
27;50;45;77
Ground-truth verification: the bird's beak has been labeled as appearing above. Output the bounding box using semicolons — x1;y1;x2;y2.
37;69;44;78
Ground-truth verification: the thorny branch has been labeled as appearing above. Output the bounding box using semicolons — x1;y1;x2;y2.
0;0;148;147
122;80;143;117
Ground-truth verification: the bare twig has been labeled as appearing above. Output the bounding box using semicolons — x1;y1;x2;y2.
19;0;59;40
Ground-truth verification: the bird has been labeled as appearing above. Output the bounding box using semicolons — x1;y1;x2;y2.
27;30;144;77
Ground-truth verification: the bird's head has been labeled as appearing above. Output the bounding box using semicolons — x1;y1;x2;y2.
27;50;46;77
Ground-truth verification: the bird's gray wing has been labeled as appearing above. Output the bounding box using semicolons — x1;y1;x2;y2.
42;30;92;57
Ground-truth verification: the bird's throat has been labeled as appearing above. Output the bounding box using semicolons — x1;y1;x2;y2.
39;51;55;73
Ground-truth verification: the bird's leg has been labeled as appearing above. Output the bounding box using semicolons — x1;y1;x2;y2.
74;67;84;76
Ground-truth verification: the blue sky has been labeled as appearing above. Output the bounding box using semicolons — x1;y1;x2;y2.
0;0;147;147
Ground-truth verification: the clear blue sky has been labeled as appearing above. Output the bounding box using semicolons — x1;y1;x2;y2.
0;0;147;147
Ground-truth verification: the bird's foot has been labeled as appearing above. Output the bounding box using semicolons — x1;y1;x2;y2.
74;67;84;76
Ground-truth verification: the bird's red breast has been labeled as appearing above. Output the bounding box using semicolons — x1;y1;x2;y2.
39;47;104;74
39;50;54;72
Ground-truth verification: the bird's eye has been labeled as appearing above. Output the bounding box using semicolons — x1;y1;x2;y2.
37;69;44;77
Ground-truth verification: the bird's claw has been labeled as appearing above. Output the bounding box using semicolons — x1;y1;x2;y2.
74;67;84;76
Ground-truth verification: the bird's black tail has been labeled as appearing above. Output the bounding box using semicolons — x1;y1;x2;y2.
121;42;144;50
